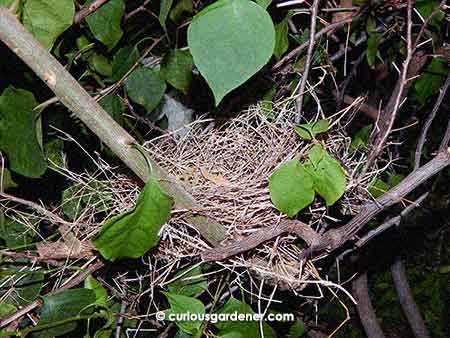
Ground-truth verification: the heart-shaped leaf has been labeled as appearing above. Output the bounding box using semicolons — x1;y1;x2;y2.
305;145;346;206
187;0;275;104
269;159;314;217
163;292;205;334
295;119;330;140
93;179;173;261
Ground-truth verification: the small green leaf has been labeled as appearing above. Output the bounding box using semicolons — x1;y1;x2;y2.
0;303;16;318
163;292;205;334
417;0;445;28
160;0;174;30
0;86;47;177
161;50;194;94
368;178;390;198
85;275;108;306
187;0;275;104
366;33;381;68
289;319;305;337
269;159;315;217
168;265;207;296
23;0;74;50
170;0;193;23
350;124;373;152
86;0;125;50
295;119;330;140
215;298;276;338
274;15;289;59
111;45;140;82
414;58;449;106
99;94;125;123
38;289;96;338
0;168;17;191
93;179;173;261
305;145;346;206
125;67;167;113
44;138;65;168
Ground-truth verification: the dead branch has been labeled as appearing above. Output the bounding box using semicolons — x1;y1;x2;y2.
201;220;321;261
391;258;431;338
352;272;386;338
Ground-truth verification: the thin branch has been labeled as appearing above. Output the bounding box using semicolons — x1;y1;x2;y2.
123;0;152;22
0;8;227;246
391;258;430;338
74;0;111;25
352;272;386;338
272;13;359;71
201;220;321;262
414;75;450;169
295;0;320;120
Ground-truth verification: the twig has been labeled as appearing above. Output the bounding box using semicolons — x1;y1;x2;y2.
0;260;104;329
124;0;152;21
201;220;321;261
272;13;359;71
74;0;111;25
352;272;386;338
295;0;320;120
391;258;430;338
414;75;450;169
0;8;227;246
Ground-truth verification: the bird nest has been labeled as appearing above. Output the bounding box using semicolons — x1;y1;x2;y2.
4;101;384;301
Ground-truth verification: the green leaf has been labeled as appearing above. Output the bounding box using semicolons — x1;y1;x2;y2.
160;0;174;30
350;124;373;152
0;303;16;318
366;32;381;68
38;289;96;338
0;217;35;248
99;94;125;123
274;15;289;59
215;298;276;338
414;58;449;106
269;159;315;217
0;86;46;177
85;275;108;306
93;179;173;261
256;0;271;9
111;45;140;82
167;265;207;296
0;168;17;191
161;50;194;94
289;320;306;337
86;0;125;50
44;138;65;168
305;145;346;206
187;0;275;104
295;119;330;141
22;0;74;50
163;292;205;334
417;0;445;28
125;67;167;113
169;0;193;23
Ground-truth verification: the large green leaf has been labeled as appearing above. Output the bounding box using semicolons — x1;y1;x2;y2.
125;67;167;113
0;87;46;177
86;0;125;50
93;179;173;261
22;0;74;50
38;289;96;338
167;265;207;296
161;50;194;94
187;0;275;104
163;292;205;334
269;159;315;217
305;145;346;206
159;0;174;30
215;298;276;338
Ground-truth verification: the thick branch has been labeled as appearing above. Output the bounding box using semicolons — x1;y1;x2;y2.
352;272;386;338
201;220;321;261
0;8;226;245
391;258;430;338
